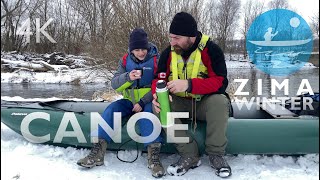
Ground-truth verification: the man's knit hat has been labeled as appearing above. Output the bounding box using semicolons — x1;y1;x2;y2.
169;12;198;37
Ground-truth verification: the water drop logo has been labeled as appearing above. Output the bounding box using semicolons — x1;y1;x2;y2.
246;9;313;76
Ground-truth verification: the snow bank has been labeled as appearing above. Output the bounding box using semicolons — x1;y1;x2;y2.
2;61;316;84
1;68;113;84
226;61;254;68
1;94;123;102
1;96;87;102
1;52;318;84
1;51;90;69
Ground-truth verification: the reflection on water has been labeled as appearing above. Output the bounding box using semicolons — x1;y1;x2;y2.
1;83;112;100
1;69;319;100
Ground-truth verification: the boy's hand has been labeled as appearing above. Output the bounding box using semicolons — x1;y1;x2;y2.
132;103;142;113
129;70;141;81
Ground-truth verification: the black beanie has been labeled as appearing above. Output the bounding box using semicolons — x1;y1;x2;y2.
169;12;198;37
129;28;149;51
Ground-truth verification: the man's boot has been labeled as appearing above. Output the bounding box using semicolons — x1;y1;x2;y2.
209;154;232;178
77;139;107;168
167;156;201;176
147;143;165;178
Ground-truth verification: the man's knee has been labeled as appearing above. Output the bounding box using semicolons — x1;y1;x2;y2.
205;94;229;108
202;94;230;119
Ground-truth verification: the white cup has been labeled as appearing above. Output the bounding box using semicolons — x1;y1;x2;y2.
135;70;142;77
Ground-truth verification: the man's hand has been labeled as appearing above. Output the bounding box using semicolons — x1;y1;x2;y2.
129;70;141;81
132;103;142;113
152;93;161;113
152;93;172;113
167;80;189;93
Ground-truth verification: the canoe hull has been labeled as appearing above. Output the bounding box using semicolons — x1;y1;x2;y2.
248;39;312;46
1;101;319;154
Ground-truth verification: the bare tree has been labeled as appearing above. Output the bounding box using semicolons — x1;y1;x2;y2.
1;0;23;51
0;0;213;69
268;0;289;9
310;12;319;38
241;0;265;59
1;0;22;20
205;0;241;52
2;0;59;52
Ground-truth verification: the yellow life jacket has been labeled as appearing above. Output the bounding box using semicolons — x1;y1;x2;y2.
115;53;156;104
122;87;150;104
169;34;210;99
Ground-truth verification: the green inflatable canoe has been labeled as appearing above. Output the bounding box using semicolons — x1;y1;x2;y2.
1;99;318;155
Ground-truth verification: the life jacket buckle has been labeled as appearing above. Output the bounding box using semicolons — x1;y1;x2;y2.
195;95;201;101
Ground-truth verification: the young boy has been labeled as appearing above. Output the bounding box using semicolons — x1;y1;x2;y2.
77;28;164;178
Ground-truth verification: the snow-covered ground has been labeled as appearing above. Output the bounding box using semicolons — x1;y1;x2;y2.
1;121;319;180
1;96;319;180
1;51;113;84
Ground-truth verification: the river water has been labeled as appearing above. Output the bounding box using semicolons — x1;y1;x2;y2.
1;69;319;100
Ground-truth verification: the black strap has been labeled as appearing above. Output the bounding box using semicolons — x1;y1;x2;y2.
116;139;139;163
116;119;140;163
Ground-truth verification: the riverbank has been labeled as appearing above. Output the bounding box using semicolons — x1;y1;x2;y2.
310;53;319;67
1;51;318;84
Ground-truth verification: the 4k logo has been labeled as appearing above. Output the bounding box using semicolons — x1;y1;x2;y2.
17;18;57;44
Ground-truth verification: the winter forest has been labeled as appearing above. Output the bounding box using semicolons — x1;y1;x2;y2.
2;0;319;70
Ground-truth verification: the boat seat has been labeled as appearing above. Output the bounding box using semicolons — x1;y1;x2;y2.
231;103;274;119
257;102;299;119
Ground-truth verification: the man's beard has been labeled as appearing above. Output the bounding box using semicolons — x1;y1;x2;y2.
173;46;184;55
173;39;193;55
